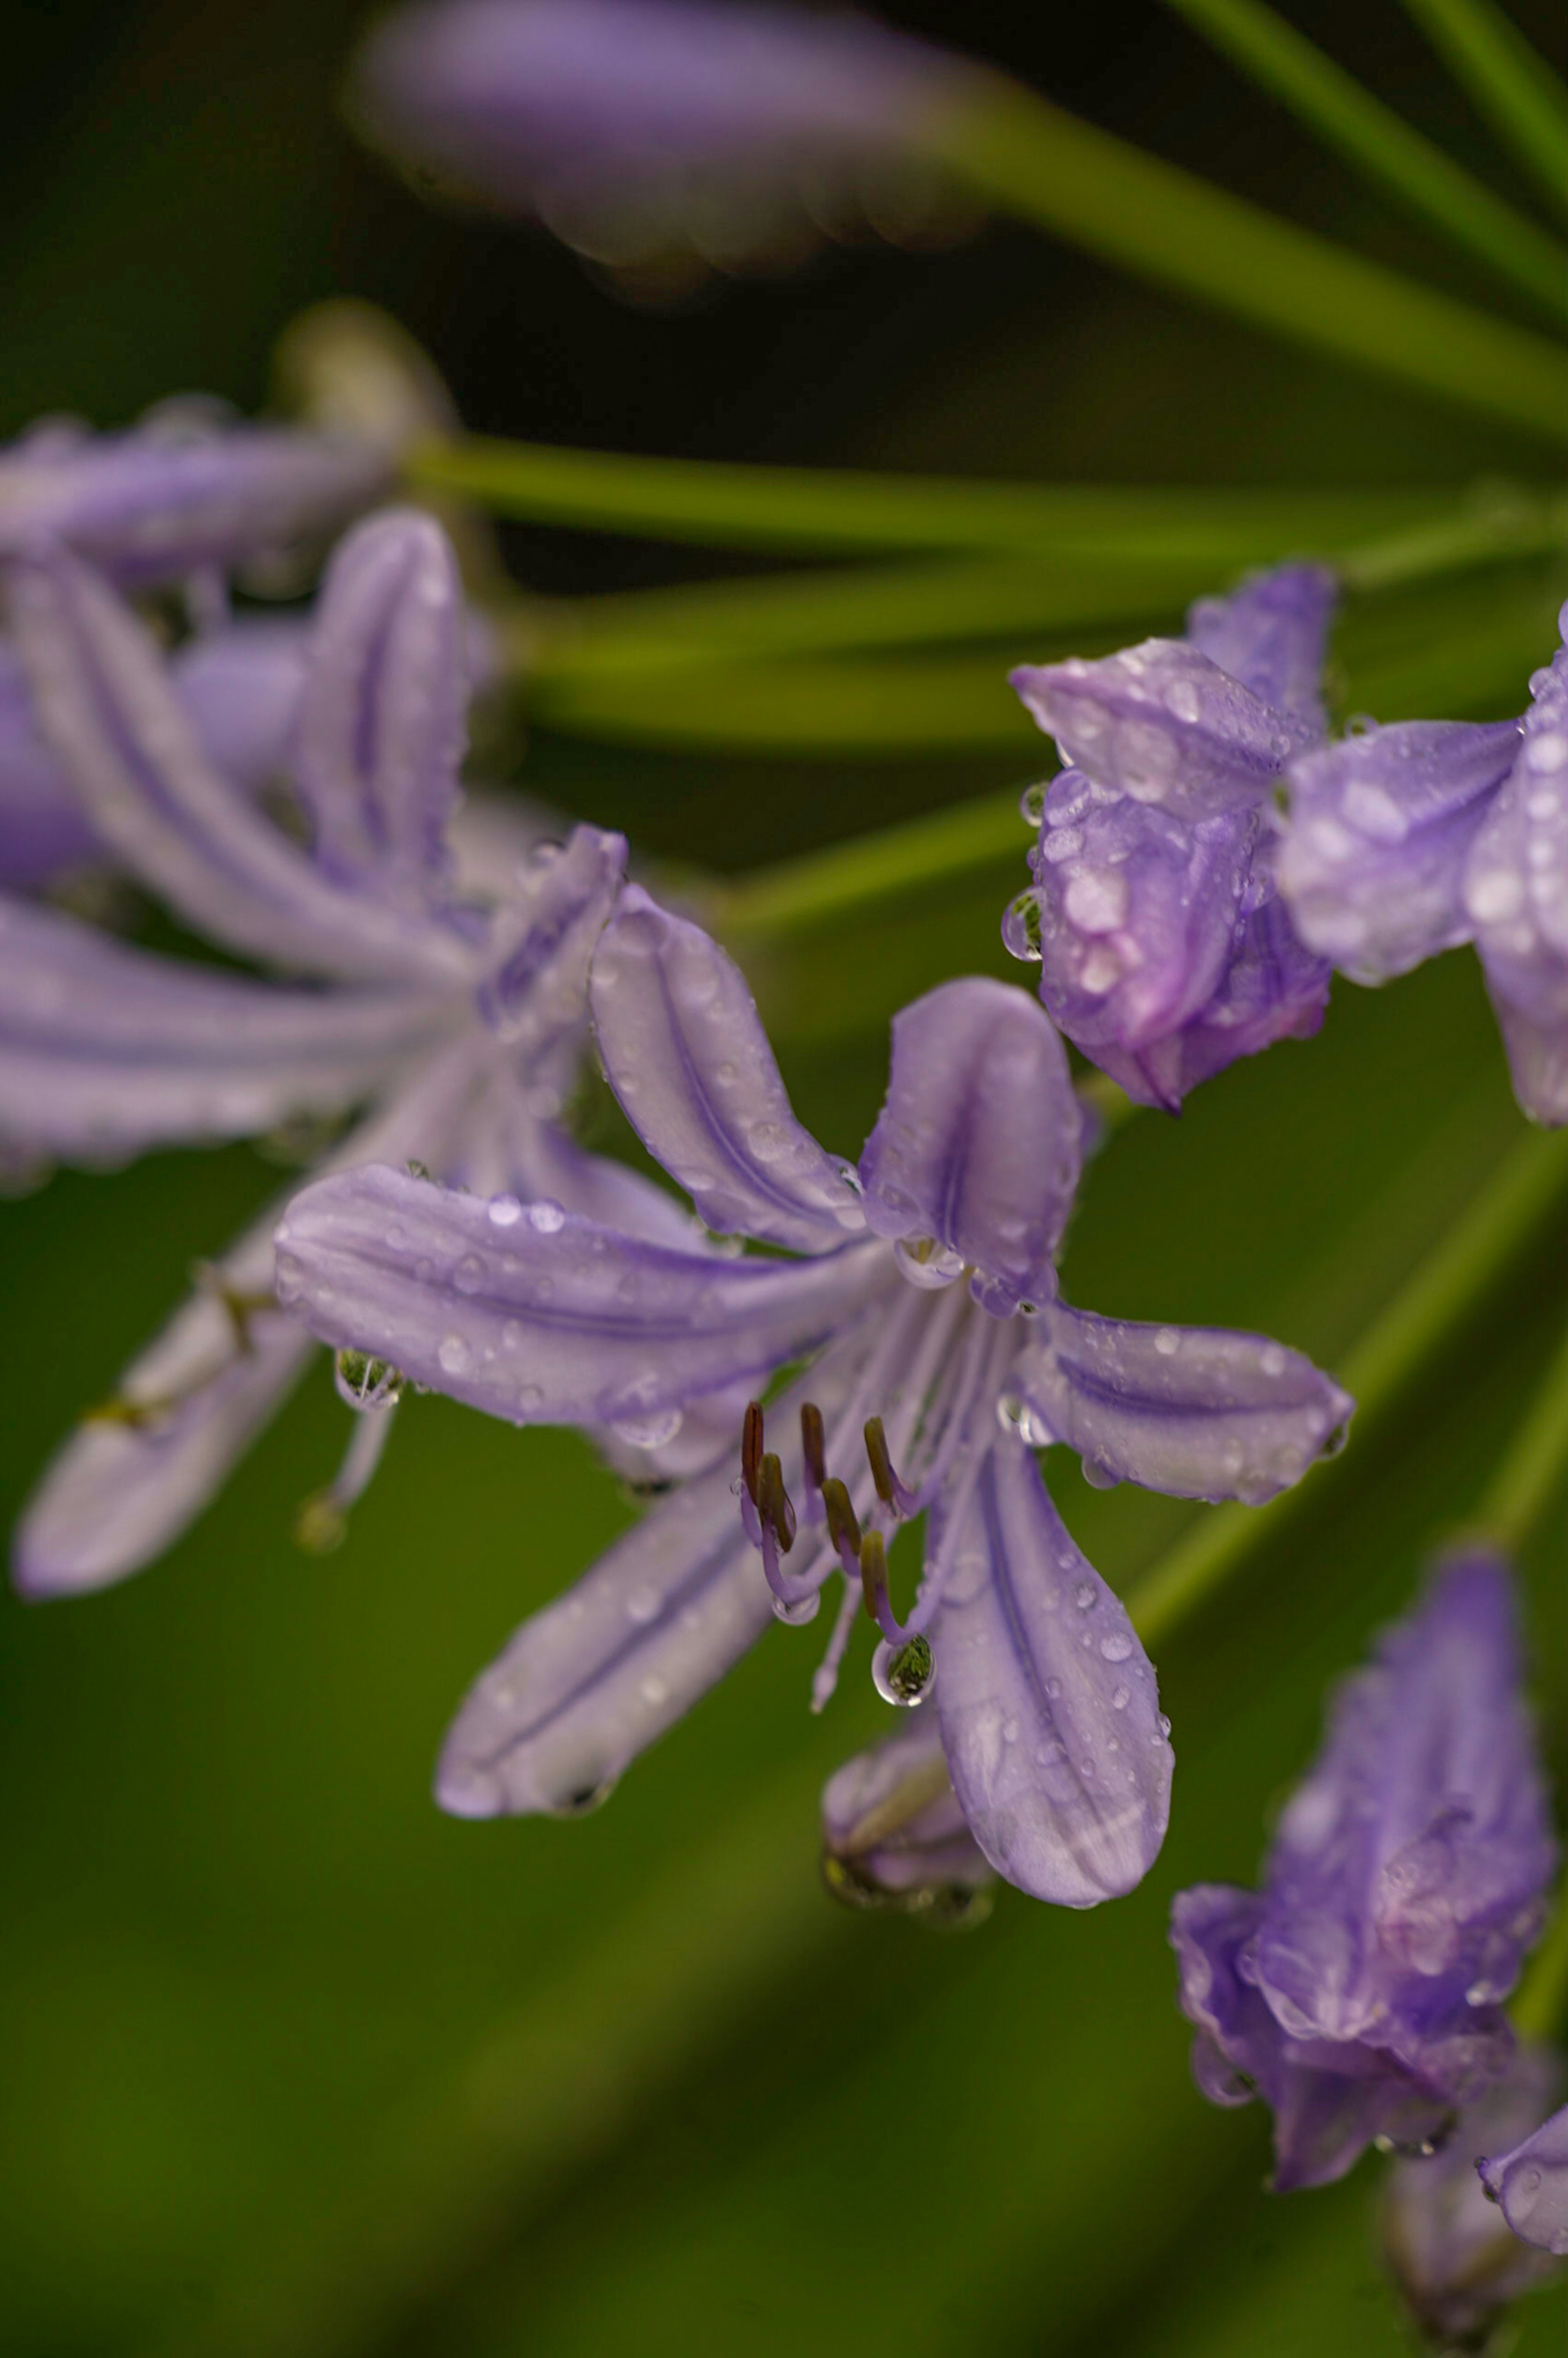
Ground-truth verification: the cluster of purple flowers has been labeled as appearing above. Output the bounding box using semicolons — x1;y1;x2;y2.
2;0;1562;2333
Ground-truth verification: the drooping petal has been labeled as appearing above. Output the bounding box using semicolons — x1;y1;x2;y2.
0;891;450;1161
14;1038;493;1597
4;546;477;986
1014;1300;1352;1504
929;1438;1172;1905
1278;718;1521;981
1011;640;1316;821
1478;2104;1568;2256
1152;845;1330;1100
275;1161;887;1429
1184;564;1336;733
478;825;627;1063
1382;2050;1566;2343
292;510;466;906
1465;637;1568;1124
589;885;865;1252
0;418;390;584
1255;1551;1555;2086
856;976;1081;1315
436;1446;774;1817
821;1719;994;1914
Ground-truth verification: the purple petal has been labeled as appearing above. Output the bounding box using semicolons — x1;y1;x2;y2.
0;418;389;585
1150;846;1330;1099
292;511;467;906
1465;639;1568;1124
1255;1551;1555;2086
478;825;627;1061
1278;718;1521;980
171;617;313;792
821;1719;994;1906
0;892;449;1161
436;1447;774;1816
1011;641;1316;822
1478;2103;1568;2256
589;885;865;1252
5;546;477;986
1383;2049;1566;2342
857;977;1081;1315
1015;1300;1352;1504
274;1161;887;1428
1184;564;1336;732
929;1438;1172;1905
0;636;102;884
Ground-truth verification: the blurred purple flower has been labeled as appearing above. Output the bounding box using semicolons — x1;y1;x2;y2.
1278;602;1568;1124
348;0;980;282
277;890;1350;1900
1382;2047;1565;2344
1479;2100;1568;2258
1171;1549;1557;2191
3;509;652;1595
1008;565;1336;1110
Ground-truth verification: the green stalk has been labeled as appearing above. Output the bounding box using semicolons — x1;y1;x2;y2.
713;786;1031;940
1161;0;1567;316
1399;0;1568;214
924;80;1566;440
1127;1126;1568;1646
1475;1326;1568;1552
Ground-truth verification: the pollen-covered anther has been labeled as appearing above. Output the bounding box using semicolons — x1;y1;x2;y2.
740;1397;764;1506
863;1414;919;1518
758;1452;797;1554
800;1400;826;1491
821;1476;862;1575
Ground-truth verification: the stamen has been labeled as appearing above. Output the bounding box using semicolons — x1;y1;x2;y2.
741;1398;764;1505
859;1529;905;1644
821;1477;862;1575
864;1415;919;1518
800;1401;826;1491
296;1393;399;1555
759;1452;796;1553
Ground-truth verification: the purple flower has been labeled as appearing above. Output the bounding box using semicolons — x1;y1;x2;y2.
348;0;977;279
276;890;1350;1901
1277;602;1568;1125
0;406;392;589
820;1719;995;1924
1479;2100;1568;2258
1008;566;1336;1110
1171;1550;1557;2191
3;509;655;1595
1382;2048;1565;2344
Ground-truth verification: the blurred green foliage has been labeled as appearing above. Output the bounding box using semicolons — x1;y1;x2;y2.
1;3;1564;2354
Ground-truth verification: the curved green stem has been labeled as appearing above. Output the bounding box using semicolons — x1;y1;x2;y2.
1161;0;1567;317
1399;0;1568;215
1475;1326;1568;1553
926;79;1566;440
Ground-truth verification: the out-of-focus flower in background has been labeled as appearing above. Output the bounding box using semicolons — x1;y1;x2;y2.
1479;2098;1568;2258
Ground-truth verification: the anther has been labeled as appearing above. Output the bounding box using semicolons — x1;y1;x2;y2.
800;1401;826;1491
759;1453;797;1553
741;1399;764;1505
860;1528;895;1636
821;1476;862;1569
863;1416;917;1517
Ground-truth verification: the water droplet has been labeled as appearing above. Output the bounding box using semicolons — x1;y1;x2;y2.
611;1407;684;1450
1074;1581;1097;1611
1157;1713;1172;1738
1111;1685;1130;1710
334;1348;403;1409
487;1193;523;1228
437;1332;471;1377
1002;1717;1019;1744
1044;1677;1062;1698
1260;1344;1286;1377
1002;889;1044;962
1019;780;1049;826
1154;1327;1180;1357
893;1235;966;1290
453;1254;486;1294
872;1632;935;1707
772;1591;821;1627
1099;1631;1134;1663
528;1199;566;1234
639;1674;670;1707
518;1382;543;1411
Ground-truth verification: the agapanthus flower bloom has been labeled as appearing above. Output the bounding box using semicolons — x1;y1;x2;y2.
348;0;980;281
1382;2048;1565;2344
1479;2100;1568;2258
3;508;657;1595
1007;564;1336;1111
1278;601;1568;1124
276;891;1350;1902
1171;1550;1557;2191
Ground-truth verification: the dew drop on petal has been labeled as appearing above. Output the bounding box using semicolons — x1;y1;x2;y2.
528;1199;566;1235
487;1194;523;1228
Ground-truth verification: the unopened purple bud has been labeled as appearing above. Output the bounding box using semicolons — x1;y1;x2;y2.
821;1720;993;1923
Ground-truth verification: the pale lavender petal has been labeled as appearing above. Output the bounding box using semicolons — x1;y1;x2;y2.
5;547;477;986
1011;641;1316;821
1155;848;1330;1099
1256;1551;1555;2084
1479;2104;1568;2256
436;1447;773;1817
1383;2049;1565;2342
274;1161;887;1428
171;615;313;791
0;891;449;1161
1466;640;1568;1124
1279;718;1521;980
478;825;627;1062
929;1438;1172;1905
0;637;100;883
821;1719;994;1909
1015;1300;1352;1504
0;419;389;584
857;977;1081;1315
1184;564;1336;732
589;885;864;1252
292;510;466;905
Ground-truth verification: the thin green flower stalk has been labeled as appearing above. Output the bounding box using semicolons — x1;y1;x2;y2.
1473;1326;1568;1554
1159;0;1567;317
1399;0;1568;214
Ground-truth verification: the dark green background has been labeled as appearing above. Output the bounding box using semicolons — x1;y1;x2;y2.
2;4;1564;2352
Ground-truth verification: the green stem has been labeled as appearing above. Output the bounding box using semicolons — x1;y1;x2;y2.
1161;0;1567;316
1127;1127;1568;1646
1513;1871;1568;2042
710;787;1030;939
926;80;1566;441
1475;1326;1568;1552
1399;0;1568;215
